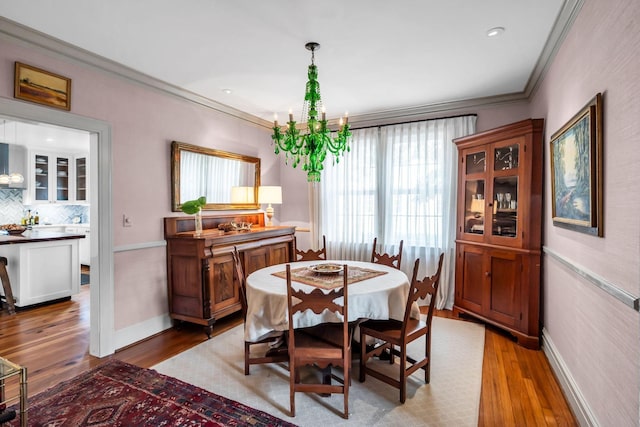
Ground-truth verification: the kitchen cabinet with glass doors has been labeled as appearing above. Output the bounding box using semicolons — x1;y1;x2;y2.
453;119;544;349
27;151;88;204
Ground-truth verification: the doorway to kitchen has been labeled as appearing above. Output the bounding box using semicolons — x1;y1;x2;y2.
0;97;114;357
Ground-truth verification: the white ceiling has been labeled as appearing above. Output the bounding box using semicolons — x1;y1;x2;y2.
0;0;575;124
0;118;90;152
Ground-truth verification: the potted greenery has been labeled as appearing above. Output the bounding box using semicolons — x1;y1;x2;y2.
180;196;206;235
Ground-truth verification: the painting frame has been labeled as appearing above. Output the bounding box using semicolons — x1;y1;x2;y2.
14;62;71;111
550;93;603;236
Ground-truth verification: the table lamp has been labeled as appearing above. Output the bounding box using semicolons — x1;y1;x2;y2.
258;186;282;226
469;198;485;217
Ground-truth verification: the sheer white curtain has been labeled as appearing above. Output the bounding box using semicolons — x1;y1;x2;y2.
180;151;242;202
318;116;476;309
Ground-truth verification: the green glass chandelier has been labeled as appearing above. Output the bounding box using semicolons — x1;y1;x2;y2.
272;42;351;182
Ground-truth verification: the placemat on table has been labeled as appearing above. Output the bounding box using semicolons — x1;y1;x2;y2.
272;265;387;290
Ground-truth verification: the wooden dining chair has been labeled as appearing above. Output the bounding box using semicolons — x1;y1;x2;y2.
359;253;444;403
370;237;403;270
286;263;352;419
294;235;327;261
232;248;288;375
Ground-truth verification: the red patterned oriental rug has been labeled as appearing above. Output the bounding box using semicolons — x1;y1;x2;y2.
8;359;296;426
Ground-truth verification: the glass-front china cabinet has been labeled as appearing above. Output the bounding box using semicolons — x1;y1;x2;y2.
453;119;544;349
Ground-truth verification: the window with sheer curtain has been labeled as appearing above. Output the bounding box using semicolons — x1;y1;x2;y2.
316;115;476;309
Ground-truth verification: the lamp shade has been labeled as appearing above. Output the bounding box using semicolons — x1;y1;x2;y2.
469;199;485;213
258;186;282;205
231;186;255;203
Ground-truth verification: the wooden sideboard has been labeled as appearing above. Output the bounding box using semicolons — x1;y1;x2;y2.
164;213;295;337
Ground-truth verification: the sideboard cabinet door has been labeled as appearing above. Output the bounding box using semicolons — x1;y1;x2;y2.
207;253;238;318
244;246;268;275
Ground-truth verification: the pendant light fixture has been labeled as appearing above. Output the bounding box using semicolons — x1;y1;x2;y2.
271;42;351;182
0;119;24;185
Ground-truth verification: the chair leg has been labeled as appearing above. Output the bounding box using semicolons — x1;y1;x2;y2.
425;332;431;384
244;342;250;375
290;366;296;417
0;258;16;315
400;346;407;404
343;364;349;419
359;333;367;382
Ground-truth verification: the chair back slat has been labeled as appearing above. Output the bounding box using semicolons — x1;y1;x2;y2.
370;237;403;270
290;287;344;315
294;235;327;261
402;253;445;330
231;247;248;320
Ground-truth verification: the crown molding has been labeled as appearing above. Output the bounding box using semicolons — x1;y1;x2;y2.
524;0;585;98
0;17;265;128
0;1;583;131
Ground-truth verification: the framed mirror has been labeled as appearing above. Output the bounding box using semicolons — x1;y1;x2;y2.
171;141;260;211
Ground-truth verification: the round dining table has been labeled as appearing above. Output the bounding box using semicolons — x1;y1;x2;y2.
244;260;420;342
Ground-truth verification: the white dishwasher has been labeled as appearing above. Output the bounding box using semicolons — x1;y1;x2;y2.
65;225;91;266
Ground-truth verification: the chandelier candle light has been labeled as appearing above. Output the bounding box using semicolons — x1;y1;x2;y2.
272;42;351;182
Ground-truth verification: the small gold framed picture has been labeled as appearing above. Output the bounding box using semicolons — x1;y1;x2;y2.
14;62;71;111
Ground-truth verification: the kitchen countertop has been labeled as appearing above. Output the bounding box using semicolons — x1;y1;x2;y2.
0;229;86;245
31;223;90;228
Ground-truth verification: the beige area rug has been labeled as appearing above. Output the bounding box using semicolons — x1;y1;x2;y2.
153;316;485;427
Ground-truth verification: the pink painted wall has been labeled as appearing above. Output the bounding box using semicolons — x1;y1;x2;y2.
0;38;275;330
529;0;640;425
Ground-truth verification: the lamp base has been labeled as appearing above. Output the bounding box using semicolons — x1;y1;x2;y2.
266;205;274;226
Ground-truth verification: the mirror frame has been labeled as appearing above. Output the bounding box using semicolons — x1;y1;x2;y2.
171;141;261;211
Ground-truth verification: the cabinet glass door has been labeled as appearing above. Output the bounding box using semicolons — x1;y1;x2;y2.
492;176;518;237
494;144;519;171
75;157;87;201
464;180;485;234
466;151;486;174
34;154;50;201
55;156;70;202
461;149;487;238
491;143;520;238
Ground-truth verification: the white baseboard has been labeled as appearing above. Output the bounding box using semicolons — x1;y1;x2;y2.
541;328;599;426
114;313;173;351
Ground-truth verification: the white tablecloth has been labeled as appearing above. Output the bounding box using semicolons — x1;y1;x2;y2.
244;260;420;342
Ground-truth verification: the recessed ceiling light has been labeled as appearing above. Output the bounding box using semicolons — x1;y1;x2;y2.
222;88;232;94
487;27;505;37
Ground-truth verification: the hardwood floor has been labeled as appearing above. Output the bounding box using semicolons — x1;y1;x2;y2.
0;285;577;425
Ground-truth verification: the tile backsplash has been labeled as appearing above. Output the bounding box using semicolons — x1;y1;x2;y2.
0;189;89;224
